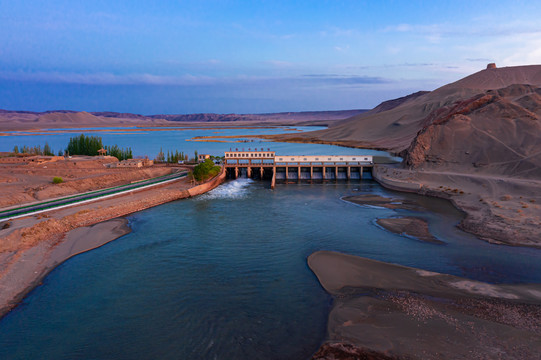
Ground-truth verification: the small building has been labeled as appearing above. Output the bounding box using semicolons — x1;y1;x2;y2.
198;154;211;163
104;158;154;168
98;148;107;156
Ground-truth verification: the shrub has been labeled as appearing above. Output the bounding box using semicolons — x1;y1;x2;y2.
52;176;63;184
192;159;221;182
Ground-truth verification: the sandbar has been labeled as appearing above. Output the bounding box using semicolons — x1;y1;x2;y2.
308;250;541;359
376;217;444;244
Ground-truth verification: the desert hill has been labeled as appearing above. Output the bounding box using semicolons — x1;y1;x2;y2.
0;110;172;130
39;111;108;125
265;64;541;245
0;109;366;130
148;109;366;123
275;65;541;158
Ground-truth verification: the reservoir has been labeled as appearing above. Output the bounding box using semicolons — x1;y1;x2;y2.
1;129;541;359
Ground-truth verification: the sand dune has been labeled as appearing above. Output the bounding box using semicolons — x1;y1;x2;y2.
273;65;541;154
404;83;541;179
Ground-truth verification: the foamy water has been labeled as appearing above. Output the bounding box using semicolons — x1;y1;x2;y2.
198;178;254;200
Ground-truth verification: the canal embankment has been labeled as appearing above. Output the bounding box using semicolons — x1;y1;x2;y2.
0;168;227;318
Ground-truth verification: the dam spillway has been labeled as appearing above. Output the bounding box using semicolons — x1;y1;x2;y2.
222;149;373;188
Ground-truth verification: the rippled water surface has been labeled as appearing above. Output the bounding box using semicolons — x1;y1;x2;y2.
2;178;541;359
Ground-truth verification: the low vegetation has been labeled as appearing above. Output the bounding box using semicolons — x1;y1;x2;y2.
52;176;63;184
192;159;221;182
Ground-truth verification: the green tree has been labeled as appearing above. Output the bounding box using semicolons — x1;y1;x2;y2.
43;142;54;156
66;134;103;156
192;158;221;182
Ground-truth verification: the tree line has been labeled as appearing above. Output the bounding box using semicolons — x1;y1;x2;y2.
12;134;133;160
12;143;58;156
155;148;197;163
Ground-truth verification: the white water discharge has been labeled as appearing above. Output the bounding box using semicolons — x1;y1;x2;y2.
199;178;255;200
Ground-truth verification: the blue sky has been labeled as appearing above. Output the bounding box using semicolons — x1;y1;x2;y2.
1;0;540;114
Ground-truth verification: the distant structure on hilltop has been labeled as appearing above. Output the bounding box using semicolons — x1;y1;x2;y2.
487;63;497;69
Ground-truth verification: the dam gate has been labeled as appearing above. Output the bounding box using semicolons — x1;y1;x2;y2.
223;149;373;189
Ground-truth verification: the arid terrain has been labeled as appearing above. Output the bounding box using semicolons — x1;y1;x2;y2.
309;251;541;360
1;64;541;359
265;64;541;247
0;108;365;130
0;155;173;208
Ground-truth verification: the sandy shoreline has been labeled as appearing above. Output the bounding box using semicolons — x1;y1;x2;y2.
0;219;130;317
0;169;226;318
308;250;541;359
372;165;541;248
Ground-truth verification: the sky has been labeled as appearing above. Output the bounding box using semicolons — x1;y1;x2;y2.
1;0;541;115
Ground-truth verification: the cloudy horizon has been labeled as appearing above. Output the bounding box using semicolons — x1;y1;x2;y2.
1;0;540;115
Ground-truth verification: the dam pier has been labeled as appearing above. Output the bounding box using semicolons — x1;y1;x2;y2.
223;149;373;189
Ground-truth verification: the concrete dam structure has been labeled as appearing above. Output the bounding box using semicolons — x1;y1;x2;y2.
224;149;373;189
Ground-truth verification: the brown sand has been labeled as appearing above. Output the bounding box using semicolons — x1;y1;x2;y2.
0;156;173;208
373;165;541;247
376;217;444;244
308;250;541;359
0;218;130;316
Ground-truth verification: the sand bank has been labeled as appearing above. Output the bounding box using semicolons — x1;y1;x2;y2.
376;217;444;244
373;165;541;247
308;250;541;359
0;169;226;317
0;219;130;317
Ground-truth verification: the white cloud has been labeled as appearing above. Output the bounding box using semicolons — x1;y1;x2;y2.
334;45;350;52
0;71;218;86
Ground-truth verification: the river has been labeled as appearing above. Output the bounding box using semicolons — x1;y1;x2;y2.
1;128;541;359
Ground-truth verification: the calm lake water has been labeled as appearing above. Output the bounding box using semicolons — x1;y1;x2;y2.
0;126;388;160
1;129;541;359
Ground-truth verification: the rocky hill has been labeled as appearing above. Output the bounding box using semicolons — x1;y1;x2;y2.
282;65;541;161
403;84;541;179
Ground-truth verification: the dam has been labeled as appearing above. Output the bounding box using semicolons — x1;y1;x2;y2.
223;149;373;188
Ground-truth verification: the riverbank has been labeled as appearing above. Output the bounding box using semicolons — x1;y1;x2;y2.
372;165;541;248
308;250;541;359
0;168;226;317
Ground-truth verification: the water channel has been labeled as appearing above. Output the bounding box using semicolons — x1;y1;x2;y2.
1;127;541;359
